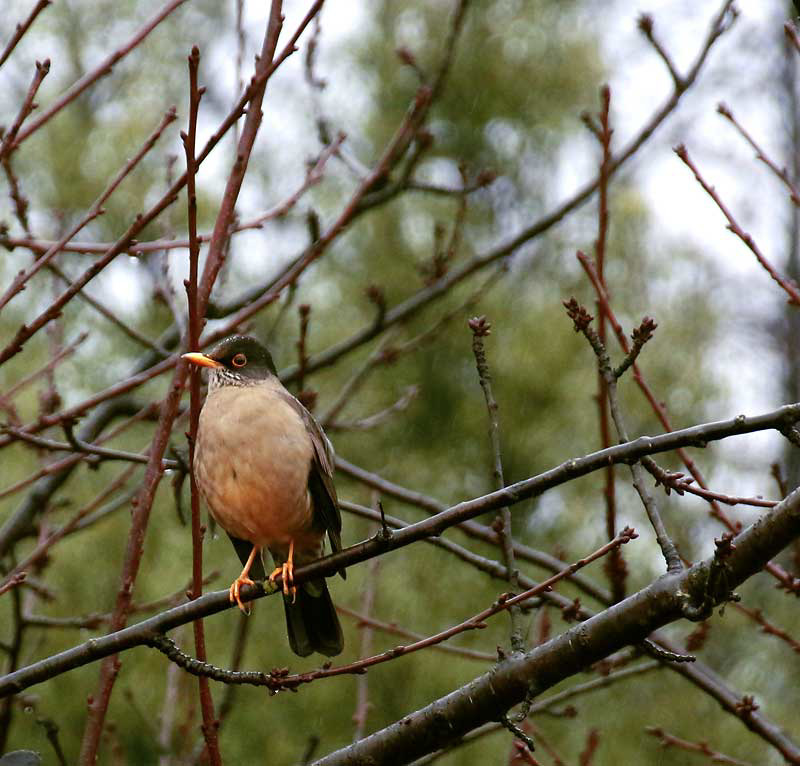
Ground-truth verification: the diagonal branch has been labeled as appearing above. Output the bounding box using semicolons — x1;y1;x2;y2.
0;0;51;69
8;0;188;150
4;401;800;699
312;482;800;766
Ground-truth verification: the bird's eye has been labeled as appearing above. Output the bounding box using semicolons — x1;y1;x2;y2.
232;353;247;368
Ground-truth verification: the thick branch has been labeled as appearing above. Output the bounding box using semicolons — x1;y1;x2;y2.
313;483;800;766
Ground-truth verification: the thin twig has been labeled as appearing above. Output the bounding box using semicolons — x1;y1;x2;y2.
564;298;682;573
718;102;800;206
590;85;627;603
0;108;180;357
144;530;636;692
646;727;755;766
336;604;494;662
734;603;800;655
0;58;50;162
0;332;87;401
0;574;26;599
181;44;221;766
469;316;524;651
0;426;180;469
0;0;51;68
675;144;800;305
352;524;380;742
8;0;187;150
576;252;798;591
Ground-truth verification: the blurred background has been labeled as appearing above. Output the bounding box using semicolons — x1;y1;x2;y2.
1;1;799;763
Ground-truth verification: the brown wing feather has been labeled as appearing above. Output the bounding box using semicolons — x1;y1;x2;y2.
277;392;344;564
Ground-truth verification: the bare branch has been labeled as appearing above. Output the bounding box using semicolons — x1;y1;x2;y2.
0;0;51;68
9;0;187;149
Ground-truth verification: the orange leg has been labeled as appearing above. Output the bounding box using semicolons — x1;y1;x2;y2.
269;539;296;602
229;544;260;614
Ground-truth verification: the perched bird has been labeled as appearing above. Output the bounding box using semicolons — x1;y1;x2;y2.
183;335;344;657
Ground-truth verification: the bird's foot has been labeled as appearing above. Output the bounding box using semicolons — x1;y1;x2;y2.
229;575;256;614
269;561;296;603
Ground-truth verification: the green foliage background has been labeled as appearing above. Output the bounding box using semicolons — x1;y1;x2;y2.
0;1;796;764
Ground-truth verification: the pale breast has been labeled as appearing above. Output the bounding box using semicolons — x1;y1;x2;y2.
194;381;318;548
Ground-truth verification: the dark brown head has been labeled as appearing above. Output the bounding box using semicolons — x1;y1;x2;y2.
182;335;277;387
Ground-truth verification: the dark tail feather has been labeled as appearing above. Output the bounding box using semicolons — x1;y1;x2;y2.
283;579;343;658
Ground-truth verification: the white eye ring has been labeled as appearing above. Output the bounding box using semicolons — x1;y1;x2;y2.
232;353;247;368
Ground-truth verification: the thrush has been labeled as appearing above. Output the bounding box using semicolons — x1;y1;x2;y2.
183;335;344;657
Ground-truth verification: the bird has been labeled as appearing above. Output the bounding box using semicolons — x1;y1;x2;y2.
182;335;344;657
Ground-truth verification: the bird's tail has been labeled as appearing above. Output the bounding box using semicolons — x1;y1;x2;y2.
283;579;343;658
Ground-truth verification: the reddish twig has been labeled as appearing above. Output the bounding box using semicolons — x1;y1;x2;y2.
0;331;87;402
0;573;26;599
181;44;220;766
718;102;800;205
78;5;295;760
579;729;600;766
734;603;800;655
645;462;777;509
215;613;252;728
646;726;754;766
336;604;494;662
0;0;51;68
785;21;800;56
144;529;637;693
352;532;380;743
0;136;344;260
576;251;799;592
564;298;682;573
637;14;684;88
8;0;187;150
588;86;627;603
0;58;50;162
510;739;542;765
675;144;800;305
197;2;286;315
0;108;177;311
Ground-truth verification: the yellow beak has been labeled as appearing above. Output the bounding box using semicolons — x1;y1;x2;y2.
182;352;224;369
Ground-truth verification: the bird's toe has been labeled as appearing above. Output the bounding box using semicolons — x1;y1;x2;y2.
229;576;255;614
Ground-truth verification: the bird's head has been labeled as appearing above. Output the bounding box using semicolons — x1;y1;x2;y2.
182;335;277;389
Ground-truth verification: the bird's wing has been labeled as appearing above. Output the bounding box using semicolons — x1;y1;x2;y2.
278;391;343;555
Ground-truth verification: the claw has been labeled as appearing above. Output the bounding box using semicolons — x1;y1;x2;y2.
228;544;260;614
269;539;296;602
229;575;256;614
